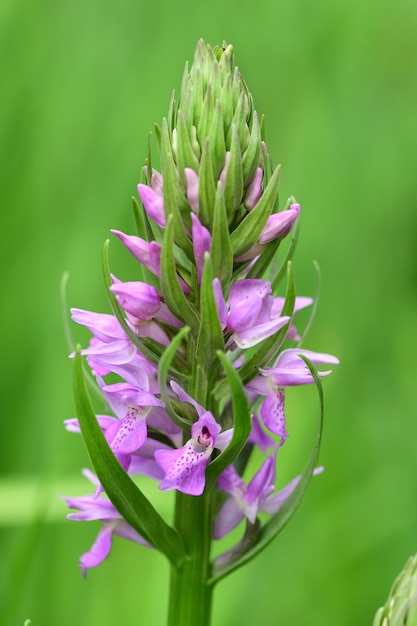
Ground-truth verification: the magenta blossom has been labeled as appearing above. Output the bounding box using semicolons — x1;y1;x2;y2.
62;470;150;577
155;412;221;496
191;212;212;283
214;278;290;349
137;183;165;228
111;230;162;278
248;348;339;441
236;204;300;262
214;451;324;539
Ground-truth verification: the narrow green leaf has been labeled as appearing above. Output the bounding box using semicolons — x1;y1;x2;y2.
244;236;281;281
198;139;217;228
157;326;191;428
223;124;243;217
271;208;301;292
197;84;214;144
205;351;252;491
72;349;187;568
242;111;261;185
162;152;193;259
159;118;173;173
211;182;233;285
207;99;226;181
230;165;281;257
160;216;199;333
295;260;320;348
220;73;233;134
226;91;247;152
175;110;199;181
195;254;224;368
210;356;324;583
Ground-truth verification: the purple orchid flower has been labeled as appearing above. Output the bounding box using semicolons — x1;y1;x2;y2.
191;212;212;283
98;378;164;461
137;183;166;228
70;309;137;375
213;278;290;349
111;230;162;278
62;470;150;577
154;411;221;496
153;382;232;496
243;167;263;211
235;204;300;262
248;348;339;441
214;448;324;539
184;168;199;213
214;451;277;538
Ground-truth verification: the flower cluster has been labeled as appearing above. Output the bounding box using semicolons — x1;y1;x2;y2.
63;40;338;576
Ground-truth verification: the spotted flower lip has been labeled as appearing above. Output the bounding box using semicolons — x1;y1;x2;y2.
155;412;221;496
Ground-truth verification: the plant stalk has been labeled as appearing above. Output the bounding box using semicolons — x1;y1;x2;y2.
167;490;213;626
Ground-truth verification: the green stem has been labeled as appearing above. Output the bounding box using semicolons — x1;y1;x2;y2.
167;491;214;626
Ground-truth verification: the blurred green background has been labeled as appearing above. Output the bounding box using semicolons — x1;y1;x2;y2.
1;0;417;624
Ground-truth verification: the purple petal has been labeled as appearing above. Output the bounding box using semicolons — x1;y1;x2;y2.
191;212;212;283
212;278;228;328
185;168;199;212
137;184;166;228
111;230;162;276
155;412;220;495
260;387;288;441
113;520;151;547
110;281;161;321
79;338;136;367
190;412;221;443
149;168;163;194
79;524;114;577
227;280;271;332
155;442;211;496
248;415;275;453
70;309;126;342
261;467;324;515
259;204;300;243
100;381;163;420
275;348;340;368
232;315;290;349
243;167;263;211
217;465;245;496
65;496;118;521
267;367;334;386
213;497;245;539
105;404;148;454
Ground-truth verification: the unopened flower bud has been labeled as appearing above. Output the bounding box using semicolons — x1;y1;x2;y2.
373;554;417;625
